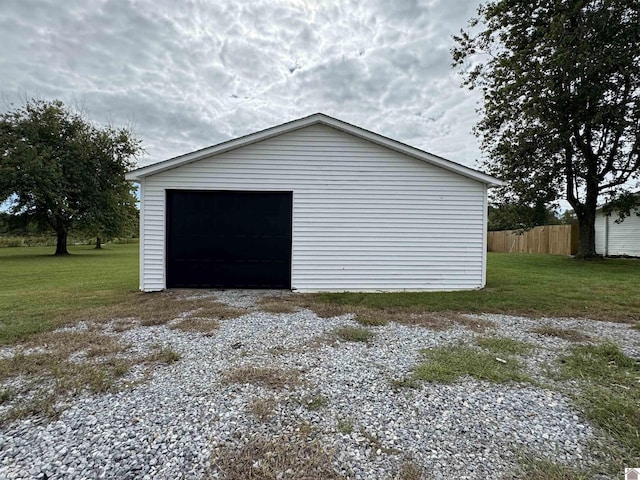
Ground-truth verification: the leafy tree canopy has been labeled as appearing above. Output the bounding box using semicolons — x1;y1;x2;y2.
488;202;562;231
453;0;640;257
601;190;640;222
0;99;142;254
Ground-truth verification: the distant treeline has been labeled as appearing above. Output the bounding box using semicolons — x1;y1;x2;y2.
0;212;138;248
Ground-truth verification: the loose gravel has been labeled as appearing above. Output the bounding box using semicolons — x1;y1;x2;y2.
1;290;639;479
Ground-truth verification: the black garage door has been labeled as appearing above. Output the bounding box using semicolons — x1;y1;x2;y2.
166;190;292;288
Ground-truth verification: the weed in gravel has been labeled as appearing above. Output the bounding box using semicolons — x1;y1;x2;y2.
94;292;246;327
257;295;496;332
111;319;137;333
140;316;169;327
0;351;133;423
355;315;389;327
305;303;350;319
354;309;494;332
210;424;339;479
530;326;590;342
476;336;534;355
413;345;532;384
299;394;328;411
222;366;301;390
558;342;640;473
0;387;15;403
446;314;495;332
256;294;347;318
390;377;420;390
3;393;60;423
360;430;402;456
0;333;182;424
30;330;126;358
337;418;353;434
0;331;130;384
517;455;591;479
333;326;375;343
145;346;181;364
268;345;290;356
633;322;640;331
247;396;277;421
62;359;132;394
171;317;219;336
195;301;247;320
396;460;426;480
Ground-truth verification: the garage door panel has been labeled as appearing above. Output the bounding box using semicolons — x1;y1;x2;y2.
166;190;292;288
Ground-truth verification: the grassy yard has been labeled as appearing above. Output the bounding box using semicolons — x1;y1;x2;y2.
316;253;640;322
0;246;639;345
0;244;139;343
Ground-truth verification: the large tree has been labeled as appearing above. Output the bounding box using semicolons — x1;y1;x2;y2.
0;99;142;255
452;0;640;258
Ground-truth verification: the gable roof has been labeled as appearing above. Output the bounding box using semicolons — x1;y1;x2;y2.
125;113;502;186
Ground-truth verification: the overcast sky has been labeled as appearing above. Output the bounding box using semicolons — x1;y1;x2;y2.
1;0;485;169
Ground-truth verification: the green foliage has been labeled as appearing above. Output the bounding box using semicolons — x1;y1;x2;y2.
0;99;142;255
558;209;578;225
0;211;36;236
488;202;561;231
453;1;640;257
601;190;640;223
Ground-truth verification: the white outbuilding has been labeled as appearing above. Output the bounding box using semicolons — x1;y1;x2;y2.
126;113;501;292
595;203;640;257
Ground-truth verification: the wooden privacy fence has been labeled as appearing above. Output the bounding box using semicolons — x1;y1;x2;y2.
487;224;579;255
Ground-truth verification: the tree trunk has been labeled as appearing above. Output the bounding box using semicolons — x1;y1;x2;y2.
95;237;102;249
55;230;69;255
575;210;599;259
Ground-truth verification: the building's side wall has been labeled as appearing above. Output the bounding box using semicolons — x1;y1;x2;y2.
139;124;486;292
595;210;640;257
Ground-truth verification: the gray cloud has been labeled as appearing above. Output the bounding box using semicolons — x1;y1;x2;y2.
1;0;485;168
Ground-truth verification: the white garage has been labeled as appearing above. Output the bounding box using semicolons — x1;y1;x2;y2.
595;205;640;257
125;113;501;292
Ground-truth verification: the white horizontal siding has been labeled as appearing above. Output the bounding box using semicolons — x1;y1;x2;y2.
140;124;487;292
595;210;640;257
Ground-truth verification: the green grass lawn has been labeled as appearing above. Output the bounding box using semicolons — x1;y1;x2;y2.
316;253;640;322
0;244;139;343
0;246;638;344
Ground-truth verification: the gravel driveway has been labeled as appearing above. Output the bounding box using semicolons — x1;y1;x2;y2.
1;290;638;479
